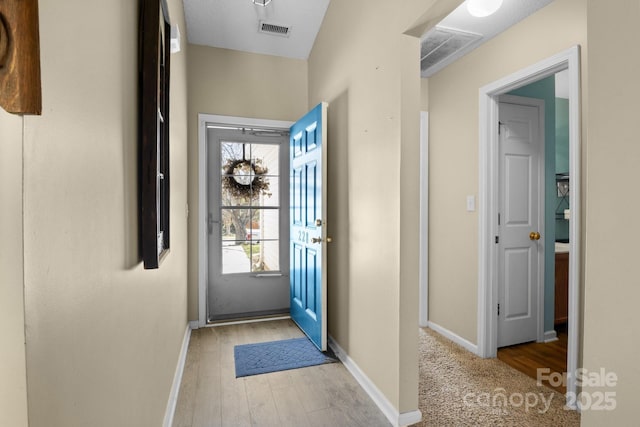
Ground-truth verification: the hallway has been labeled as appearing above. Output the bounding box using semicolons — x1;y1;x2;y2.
172;319;581;427
172;320;389;426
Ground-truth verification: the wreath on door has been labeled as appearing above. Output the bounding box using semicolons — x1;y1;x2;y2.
222;158;271;200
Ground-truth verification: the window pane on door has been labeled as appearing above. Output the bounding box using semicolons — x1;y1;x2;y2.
260;209;279;240
251;143;279;176
259;209;280;271
220;141;253;206
221;208;252;242
254;177;279;207
222;241;251;274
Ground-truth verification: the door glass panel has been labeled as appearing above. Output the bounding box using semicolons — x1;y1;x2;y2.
220;141;253;206
260;209;279;240
254;177;279;207
261;240;280;271
251;143;279;175
221;208;252;242
222;241;251;274
220;141;280;274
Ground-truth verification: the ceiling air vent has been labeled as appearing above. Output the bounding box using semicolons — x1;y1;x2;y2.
259;21;291;37
420;27;483;78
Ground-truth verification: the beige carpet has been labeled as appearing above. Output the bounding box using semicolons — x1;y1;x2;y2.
415;327;581;427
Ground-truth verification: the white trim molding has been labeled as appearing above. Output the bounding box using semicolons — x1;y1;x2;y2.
477;45;581;406
328;336;422;427
197;113;294;328
427;321;479;355
419;111;429;327
544;330;558;343
398;410;423;427
163;324;192;427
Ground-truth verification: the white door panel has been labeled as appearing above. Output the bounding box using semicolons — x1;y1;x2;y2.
504;155;532;225
504;248;533;318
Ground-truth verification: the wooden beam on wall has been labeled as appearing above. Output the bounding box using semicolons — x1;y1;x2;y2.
0;0;42;115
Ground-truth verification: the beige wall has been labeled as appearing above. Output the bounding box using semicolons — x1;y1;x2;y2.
0;111;29;426
427;0;587;343
582;1;640;424
20;0;190;425
308;0;432;414
186;45;308;319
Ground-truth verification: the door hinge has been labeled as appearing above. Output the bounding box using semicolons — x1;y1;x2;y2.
498;121;504;135
498;213;501;226
495;235;499;244
497;303;500;316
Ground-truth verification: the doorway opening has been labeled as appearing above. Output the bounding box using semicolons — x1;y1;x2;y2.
196;104;330;354
477;46;581;406
494;76;571;394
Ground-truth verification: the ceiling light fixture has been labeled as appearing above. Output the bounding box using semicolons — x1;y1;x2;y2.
466;0;503;17
252;0;272;6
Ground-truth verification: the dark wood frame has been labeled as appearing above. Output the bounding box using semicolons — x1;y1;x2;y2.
139;0;171;269
0;0;42;115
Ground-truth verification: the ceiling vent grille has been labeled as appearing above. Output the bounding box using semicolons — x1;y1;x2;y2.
420;27;483;78
259;21;291;37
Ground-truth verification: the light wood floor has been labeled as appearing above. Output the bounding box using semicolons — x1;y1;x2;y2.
172;319;390;427
497;323;568;394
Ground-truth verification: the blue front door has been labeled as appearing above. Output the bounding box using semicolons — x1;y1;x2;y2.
290;103;328;351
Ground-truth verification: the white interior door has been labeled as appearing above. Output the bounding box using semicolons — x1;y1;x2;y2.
497;96;544;348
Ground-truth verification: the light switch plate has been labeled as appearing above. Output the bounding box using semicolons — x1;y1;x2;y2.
467;195;476;212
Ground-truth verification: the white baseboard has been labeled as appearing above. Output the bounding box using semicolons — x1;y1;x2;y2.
398;410;423;426
189;320;200;330
427;321;479;355
163;324;192;427
328;336;422;427
544;330;558;343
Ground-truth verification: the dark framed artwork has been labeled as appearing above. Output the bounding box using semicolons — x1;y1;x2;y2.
139;0;171;269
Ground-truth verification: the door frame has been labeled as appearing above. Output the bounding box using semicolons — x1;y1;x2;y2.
419;111;429;327
477;46;581;405
197;113;294;328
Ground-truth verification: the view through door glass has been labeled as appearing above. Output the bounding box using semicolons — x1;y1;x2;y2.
220;141;281;273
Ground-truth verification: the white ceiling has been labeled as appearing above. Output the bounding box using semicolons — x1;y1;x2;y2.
182;0;557;74
420;0;554;77
438;0;554;42
435;0;568;95
183;0;331;59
